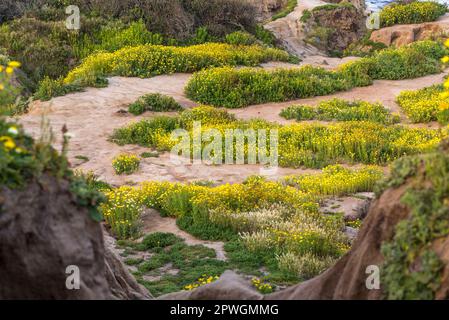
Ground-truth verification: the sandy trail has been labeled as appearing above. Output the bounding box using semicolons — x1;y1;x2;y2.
17;69;446;187
17;73;320;187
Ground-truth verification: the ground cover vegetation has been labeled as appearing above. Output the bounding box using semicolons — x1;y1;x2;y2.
186;41;448;108
380;1;447;27
128;93;182;115
102;164;384;294
397;84;449;124
279;98;401;124
111;106;446;169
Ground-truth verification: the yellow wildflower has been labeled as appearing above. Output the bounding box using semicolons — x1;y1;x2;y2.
7;61;21;68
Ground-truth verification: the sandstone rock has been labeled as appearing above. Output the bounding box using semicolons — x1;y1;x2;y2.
0;175;110;299
248;0;287;18
304;4;367;52
0;174;152;300
370;15;449;47
159;270;263;300
104;231;153;300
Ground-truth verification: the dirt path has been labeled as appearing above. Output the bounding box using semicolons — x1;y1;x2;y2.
228;72;448;125
17;73;319;187
264;0;326;58
17;70;446;188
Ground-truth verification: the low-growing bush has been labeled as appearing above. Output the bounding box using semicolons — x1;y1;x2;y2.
225;31;256;46
112;106;446;168
280;98;400;124
34;77;83;101
186;41;446;108
141;232;182;249
101;186;143;239
112;153;140;175
380;1;447;27
276;251;336;280
186;65;355;108
128;93;182;115
283;165;383;196
63;43;289;89
397;84;449;124
0;60;21;110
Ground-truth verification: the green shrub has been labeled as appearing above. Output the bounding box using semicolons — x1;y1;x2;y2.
280;98;400;124
397;84;448;123
186;41;446;108
380;1;447;27
280;105;316;120
225;31;256;46
300;9;312;23
73;20;164;59
34;77;83;101
112;154;140;175
63;43;289;89
254;25;276;47
141;232;182;249
185;65;354;108
128;93;182;115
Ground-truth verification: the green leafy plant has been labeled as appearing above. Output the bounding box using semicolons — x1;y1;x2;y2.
128;93;182;115
225;31;256;46
381;146;449;299
112;153;140;175
280;98;401;124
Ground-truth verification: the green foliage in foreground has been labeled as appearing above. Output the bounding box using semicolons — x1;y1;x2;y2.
379;141;449;299
280;98;400;124
186;41;447;108
380;1;447;27
0;118;104;220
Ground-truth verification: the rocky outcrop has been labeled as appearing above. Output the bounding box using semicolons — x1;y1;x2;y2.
104;231;152;300
159;271;263;300
370;14;449;47
303;3;367;52
265;0;366;57
0;175;109;299
264;0;325;58
248;0;288;20
0;174;151;300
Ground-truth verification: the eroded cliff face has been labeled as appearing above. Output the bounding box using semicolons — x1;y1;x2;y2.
303;3;367;53
248;0;288;20
0;174;151;300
